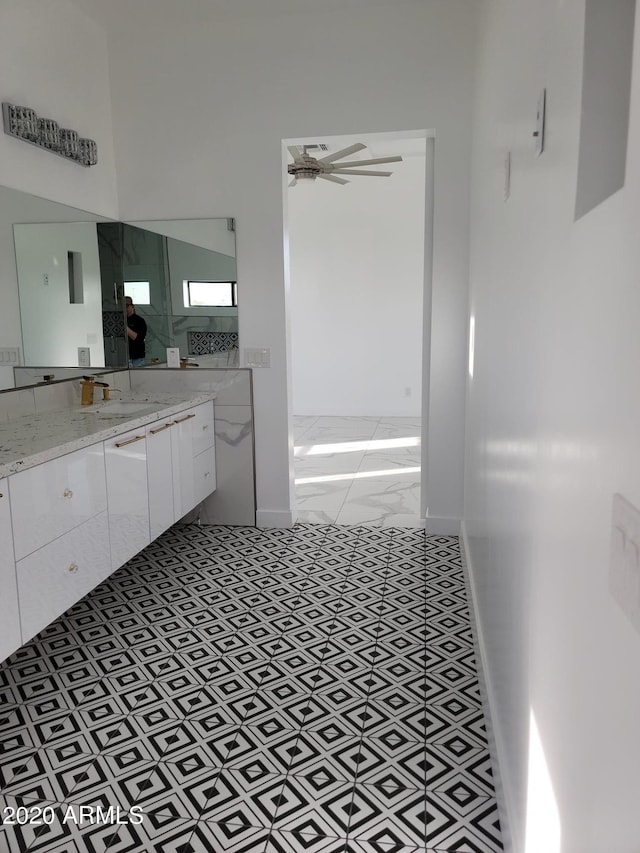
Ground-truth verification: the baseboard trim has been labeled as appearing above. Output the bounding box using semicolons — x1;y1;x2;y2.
460;520;516;853
424;515;461;535
255;508;297;528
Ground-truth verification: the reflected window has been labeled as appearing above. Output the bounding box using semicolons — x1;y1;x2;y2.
124;281;151;305
184;280;237;307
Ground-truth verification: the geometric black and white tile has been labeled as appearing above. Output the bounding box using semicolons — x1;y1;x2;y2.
0;524;503;852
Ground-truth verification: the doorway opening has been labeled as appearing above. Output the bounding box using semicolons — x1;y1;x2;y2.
283;130;432;526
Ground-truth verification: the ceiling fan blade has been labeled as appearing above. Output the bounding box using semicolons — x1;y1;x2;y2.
318;173;350;185
328;155;403;168
329;169;393;177
316;143;366;165
287;145;301;161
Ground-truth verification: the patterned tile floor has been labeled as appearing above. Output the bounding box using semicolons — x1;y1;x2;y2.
0;524;503;852
294;416;423;527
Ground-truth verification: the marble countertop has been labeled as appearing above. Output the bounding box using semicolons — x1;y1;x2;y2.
0;391;215;478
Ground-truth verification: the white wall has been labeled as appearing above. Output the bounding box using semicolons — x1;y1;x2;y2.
14;223;105;367
288;137;425;418
467;0;640;850
0;0;118;215
0;0;118;386
89;0;476;526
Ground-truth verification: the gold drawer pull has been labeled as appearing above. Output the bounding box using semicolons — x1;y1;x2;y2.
174;413;196;424
63;489;73;498
68;563;79;573
150;423;173;434
115;434;145;448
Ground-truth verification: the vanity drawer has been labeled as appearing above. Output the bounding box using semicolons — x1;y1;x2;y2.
191;402;215;457
194;446;217;504
0;480;21;662
10;443;107;561
17;511;111;644
104;425;150;570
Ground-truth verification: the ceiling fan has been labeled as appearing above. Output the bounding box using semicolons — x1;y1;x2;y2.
287;142;402;186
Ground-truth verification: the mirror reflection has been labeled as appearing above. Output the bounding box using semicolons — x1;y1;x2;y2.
98;220;238;368
4;185;237;382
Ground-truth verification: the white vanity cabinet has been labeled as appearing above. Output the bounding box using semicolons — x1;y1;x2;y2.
104;425;150;570
146;401;216;537
146;418;176;540
174;402;216;517
0;481;21;661
193;403;216;505
9;444;107;561
17;512;111;644
9;445;110;646
171;409;197;519
0;395;216;662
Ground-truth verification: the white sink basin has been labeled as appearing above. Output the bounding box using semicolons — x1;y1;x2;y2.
83;401;157;418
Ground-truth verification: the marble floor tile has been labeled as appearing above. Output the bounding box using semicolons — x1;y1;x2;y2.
294;415;422;526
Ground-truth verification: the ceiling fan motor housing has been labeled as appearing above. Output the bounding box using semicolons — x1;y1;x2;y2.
288;153;322;180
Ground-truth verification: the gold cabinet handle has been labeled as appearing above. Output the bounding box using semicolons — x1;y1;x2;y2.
174;413;196;424
68;563;79;573
63;489;73;498
114;434;145;448
149;423;173;434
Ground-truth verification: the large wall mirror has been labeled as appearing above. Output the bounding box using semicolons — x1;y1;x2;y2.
1;185;237;385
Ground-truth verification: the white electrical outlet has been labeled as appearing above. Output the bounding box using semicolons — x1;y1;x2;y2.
609;493;640;634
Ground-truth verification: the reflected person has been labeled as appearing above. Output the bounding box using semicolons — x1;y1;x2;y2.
125;296;147;367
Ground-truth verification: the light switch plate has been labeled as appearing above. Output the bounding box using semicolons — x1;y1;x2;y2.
534;89;546;157
504;151;511;200
244;348;271;368
609;493;640;634
0;347;20;365
77;346;91;367
166;347;180;368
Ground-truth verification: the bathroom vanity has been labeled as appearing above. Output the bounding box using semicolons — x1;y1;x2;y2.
0;392;216;662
